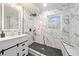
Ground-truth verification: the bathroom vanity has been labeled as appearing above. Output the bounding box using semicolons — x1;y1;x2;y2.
0;4;34;56
0;34;33;56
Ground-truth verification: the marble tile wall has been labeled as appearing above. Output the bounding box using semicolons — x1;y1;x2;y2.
62;4;79;48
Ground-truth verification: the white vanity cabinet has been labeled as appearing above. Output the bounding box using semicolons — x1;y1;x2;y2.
0;34;30;56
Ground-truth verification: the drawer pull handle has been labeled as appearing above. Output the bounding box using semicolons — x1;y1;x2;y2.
22;49;25;51
22;54;25;56
22;44;25;46
17;44;19;47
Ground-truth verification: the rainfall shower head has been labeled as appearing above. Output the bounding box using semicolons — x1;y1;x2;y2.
30;13;37;16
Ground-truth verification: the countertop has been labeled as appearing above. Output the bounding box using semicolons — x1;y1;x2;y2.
0;34;27;42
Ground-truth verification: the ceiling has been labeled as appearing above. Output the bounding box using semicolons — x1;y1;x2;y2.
0;3;77;15
33;3;75;12
18;3;40;15
19;3;76;15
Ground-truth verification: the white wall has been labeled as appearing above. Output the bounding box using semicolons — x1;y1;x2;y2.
69;4;79;47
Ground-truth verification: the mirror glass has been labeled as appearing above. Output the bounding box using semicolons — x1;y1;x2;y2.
0;4;2;30
4;4;19;30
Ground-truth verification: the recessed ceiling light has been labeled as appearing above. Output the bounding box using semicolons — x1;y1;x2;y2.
43;3;47;7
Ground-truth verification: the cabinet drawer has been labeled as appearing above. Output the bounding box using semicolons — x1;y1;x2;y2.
21;49;28;56
18;48;28;56
3;46;17;56
17;43;28;49
16;41;28;56
0;38;18;50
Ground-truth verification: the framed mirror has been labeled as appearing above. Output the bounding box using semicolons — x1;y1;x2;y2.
4;4;20;31
0;4;2;30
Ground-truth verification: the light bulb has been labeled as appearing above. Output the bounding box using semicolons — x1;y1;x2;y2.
43;3;47;7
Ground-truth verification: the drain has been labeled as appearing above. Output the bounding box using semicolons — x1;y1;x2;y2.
41;48;45;50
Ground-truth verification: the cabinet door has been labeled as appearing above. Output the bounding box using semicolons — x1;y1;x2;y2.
21;47;28;56
0;38;18;50
23;42;28;55
3;46;17;56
